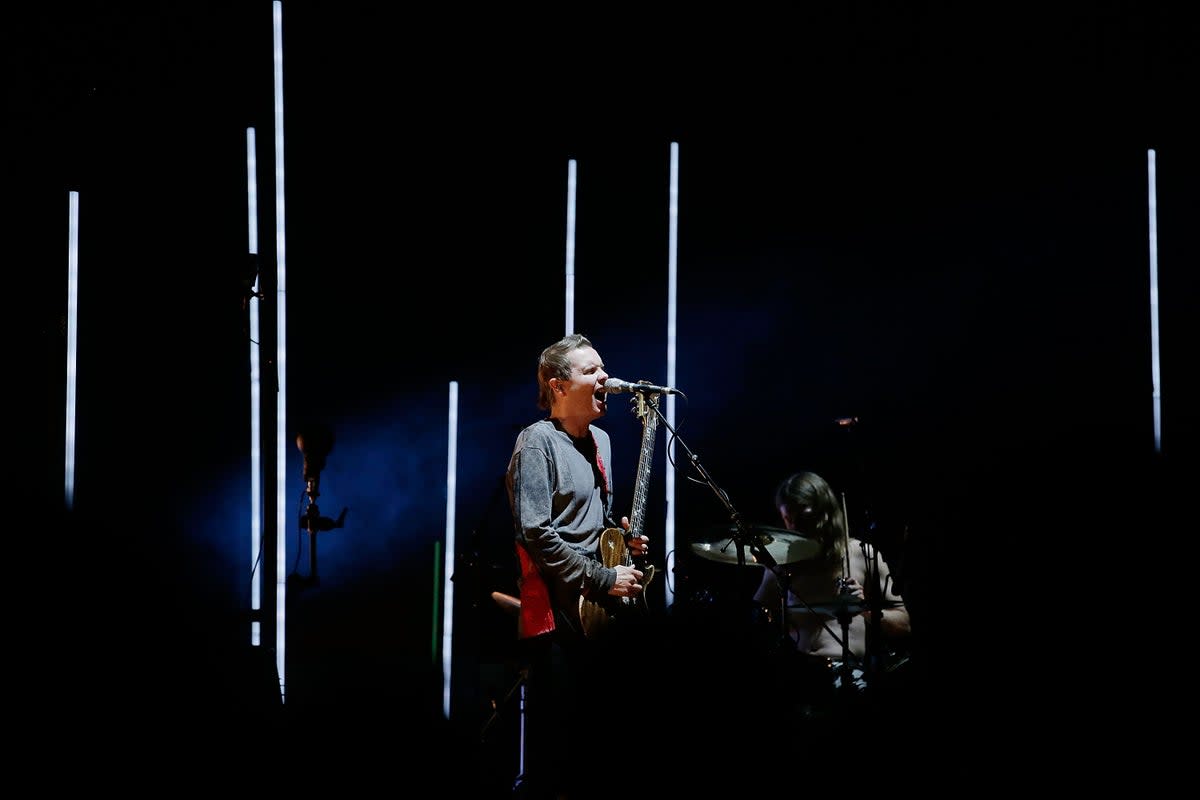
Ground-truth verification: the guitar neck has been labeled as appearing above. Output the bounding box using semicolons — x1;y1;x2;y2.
627;397;660;538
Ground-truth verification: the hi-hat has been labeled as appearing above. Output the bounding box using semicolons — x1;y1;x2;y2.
690;526;821;566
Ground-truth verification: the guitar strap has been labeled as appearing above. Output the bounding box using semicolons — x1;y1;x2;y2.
592;430;610;505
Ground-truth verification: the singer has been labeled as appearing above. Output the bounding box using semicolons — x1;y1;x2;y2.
505;333;652;800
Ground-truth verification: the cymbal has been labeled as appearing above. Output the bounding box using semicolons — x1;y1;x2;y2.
691;527;821;566
690;541;763;566
788;598;866;616
786;597;906;616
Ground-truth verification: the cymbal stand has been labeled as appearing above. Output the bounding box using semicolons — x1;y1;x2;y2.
843;484;889;687
834;492;856;692
832;587;857;694
860;540;886;684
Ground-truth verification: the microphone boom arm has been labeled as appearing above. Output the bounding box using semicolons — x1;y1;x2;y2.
643;402;766;568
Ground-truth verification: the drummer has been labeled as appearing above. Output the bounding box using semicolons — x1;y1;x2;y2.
751;471;911;691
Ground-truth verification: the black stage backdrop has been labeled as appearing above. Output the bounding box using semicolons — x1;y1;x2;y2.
14;3;1199;787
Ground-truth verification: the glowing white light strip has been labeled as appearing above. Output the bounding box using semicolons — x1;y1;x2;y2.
664;143;679;607
565;159;577;334
442;381;459;719
65;191;79;510
272;0;288;701
247;127;262;646
1147;149;1161;453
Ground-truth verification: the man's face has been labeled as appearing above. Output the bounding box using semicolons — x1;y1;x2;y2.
559;346;609;420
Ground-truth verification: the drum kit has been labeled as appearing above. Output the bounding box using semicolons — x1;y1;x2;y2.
683;524;820;634
686;524;907;697
687;524;903;615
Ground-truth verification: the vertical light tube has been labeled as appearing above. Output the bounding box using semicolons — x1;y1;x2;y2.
431;541;441;663
272;0;288;701
442;381;459;719
64;191;80;511
247;127;262;646
664;143;679;608
1146;149;1162;453
565;159;577;334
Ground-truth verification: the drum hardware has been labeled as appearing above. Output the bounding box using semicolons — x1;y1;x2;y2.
834;491;857;690
628;404;901;701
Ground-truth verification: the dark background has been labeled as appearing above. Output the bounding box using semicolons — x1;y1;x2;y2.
12;2;1198;785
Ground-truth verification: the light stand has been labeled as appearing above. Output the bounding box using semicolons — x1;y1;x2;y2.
293;425;347;589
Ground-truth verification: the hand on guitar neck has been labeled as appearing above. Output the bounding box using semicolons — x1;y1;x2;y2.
623;516;655;591
603;516;652;599
622;515;651;563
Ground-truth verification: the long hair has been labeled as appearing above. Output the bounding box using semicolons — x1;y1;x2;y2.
535;333;592;410
774;471;846;569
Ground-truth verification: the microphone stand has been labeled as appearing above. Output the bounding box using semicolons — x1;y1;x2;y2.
641;401;761;565
479;665;530;796
643;402;851;658
294;474;348;590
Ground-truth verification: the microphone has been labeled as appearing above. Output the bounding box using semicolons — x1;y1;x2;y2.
296;423;334;495
602;378;680;395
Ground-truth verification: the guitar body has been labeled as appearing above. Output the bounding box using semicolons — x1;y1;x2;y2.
578;389;661;639
579;528;656;639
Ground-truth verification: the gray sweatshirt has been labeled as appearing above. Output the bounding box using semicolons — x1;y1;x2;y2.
506;418;618;614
